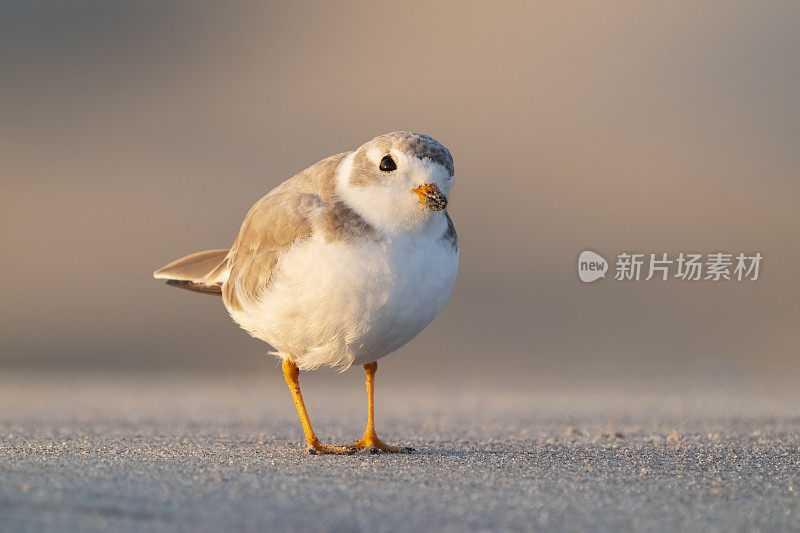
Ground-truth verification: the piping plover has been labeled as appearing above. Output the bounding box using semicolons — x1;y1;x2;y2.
154;132;458;454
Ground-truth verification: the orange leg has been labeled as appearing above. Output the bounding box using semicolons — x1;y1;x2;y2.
282;359;353;455
348;362;413;453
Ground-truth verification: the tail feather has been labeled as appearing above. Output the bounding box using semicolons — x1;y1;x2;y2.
165;279;223;296
154;249;229;296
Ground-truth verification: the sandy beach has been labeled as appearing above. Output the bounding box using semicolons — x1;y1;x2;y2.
2;371;798;532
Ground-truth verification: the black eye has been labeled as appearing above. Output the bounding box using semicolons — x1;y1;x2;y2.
379;155;397;172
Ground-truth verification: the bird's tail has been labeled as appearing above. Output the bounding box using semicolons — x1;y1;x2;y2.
153;249;230;296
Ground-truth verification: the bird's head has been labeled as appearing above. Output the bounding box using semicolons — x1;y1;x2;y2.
335;131;454;234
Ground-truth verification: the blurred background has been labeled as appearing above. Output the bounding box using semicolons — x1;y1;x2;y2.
2;1;798;384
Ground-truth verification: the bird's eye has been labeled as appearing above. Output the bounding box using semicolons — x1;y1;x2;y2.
379;155;397;172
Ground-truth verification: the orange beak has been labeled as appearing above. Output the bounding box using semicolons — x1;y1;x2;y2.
412;183;448;211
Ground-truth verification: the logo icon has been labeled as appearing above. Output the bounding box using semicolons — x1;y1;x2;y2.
578;250;608;283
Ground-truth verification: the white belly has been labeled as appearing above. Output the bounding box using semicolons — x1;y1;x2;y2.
228;221;458;370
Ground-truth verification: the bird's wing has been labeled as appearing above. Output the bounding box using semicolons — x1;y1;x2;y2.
223;152;351;311
223;189;320;310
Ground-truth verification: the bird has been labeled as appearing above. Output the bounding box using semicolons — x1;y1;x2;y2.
154;132;458;454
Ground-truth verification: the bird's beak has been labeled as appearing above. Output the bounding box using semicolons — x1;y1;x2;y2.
412;183;448;211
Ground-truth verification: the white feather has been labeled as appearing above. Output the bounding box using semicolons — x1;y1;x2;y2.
228;214;458;370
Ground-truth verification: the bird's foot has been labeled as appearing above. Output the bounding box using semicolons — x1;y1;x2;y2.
347;433;414;454
305;441;356;455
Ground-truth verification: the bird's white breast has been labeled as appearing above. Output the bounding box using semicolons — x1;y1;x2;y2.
228;215;458;370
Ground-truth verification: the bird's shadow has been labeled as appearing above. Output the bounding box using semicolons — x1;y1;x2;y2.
346;446;513;459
